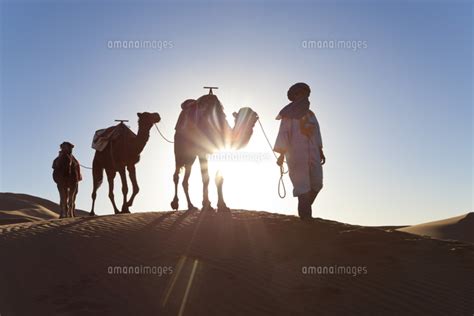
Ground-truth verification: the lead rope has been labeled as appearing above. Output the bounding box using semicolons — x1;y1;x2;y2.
154;124;174;144
257;118;287;199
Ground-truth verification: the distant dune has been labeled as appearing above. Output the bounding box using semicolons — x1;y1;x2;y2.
0;207;473;315
0;192;87;225
398;212;474;243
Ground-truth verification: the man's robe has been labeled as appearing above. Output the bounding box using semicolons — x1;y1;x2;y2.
274;111;323;197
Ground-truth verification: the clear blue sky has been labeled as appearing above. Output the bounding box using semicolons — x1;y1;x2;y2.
1;0;472;225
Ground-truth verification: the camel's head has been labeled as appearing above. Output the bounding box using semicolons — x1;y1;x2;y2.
60;141;74;154
137;112;161;127
232;107;258;124
231;107;258;149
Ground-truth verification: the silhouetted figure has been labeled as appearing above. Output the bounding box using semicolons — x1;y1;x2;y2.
52;141;82;218
89;112;161;215
171;93;258;212
274;83;325;220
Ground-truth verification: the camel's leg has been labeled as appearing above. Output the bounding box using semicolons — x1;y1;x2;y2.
118;168;130;214
106;171;120;214
58;184;66;218
183;163;197;211
126;165;139;208
65;187;72;218
170;165;180;210
216;171;230;212
90;160;103;216
90;184;98;216
199;155;212;211
70;183;78;218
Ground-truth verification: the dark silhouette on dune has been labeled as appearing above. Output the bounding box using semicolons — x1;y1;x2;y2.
171;91;258;211
89;112;161;215
52;142;81;218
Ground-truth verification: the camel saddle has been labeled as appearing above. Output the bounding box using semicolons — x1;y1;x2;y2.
92;123;136;152
175;98;239;133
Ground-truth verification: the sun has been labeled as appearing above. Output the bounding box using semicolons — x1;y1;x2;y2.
207;149;242;181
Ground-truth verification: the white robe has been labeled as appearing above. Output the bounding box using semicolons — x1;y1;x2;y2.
274;113;323;197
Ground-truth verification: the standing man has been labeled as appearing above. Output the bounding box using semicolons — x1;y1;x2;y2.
274;83;325;220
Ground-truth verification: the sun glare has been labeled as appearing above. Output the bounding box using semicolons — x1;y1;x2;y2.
208;149;241;180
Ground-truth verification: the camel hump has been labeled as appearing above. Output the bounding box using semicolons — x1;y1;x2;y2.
92;123;136;152
175;100;200;131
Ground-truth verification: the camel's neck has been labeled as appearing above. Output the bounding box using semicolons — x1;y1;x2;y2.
205;115;253;150
222;120;233;147
135;124;152;155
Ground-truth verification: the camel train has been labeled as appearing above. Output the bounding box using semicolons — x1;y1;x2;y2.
53;88;258;217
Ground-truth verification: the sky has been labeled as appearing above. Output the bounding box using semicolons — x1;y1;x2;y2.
1;0;472;226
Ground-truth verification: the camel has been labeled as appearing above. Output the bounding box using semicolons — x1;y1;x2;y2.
89;112;161;215
171;92;258;212
52;142;82;218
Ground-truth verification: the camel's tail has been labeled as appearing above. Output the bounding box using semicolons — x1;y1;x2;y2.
92;158;104;189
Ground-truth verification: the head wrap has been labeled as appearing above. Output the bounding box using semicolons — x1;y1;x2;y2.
277;83;311;120
287;82;310;101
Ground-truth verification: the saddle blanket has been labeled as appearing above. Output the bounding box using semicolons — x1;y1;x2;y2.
92;123;136;152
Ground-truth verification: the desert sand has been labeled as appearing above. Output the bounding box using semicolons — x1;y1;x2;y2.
0;195;473;315
398;212;474;243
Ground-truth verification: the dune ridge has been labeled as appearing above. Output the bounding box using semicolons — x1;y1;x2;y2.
398;212;474;243
0;192;87;225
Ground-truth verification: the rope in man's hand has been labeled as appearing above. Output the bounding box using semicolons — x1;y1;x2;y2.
257;118;287;199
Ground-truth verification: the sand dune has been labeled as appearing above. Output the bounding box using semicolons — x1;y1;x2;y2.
398;212;474;243
0;192;87;225
0;209;472;315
